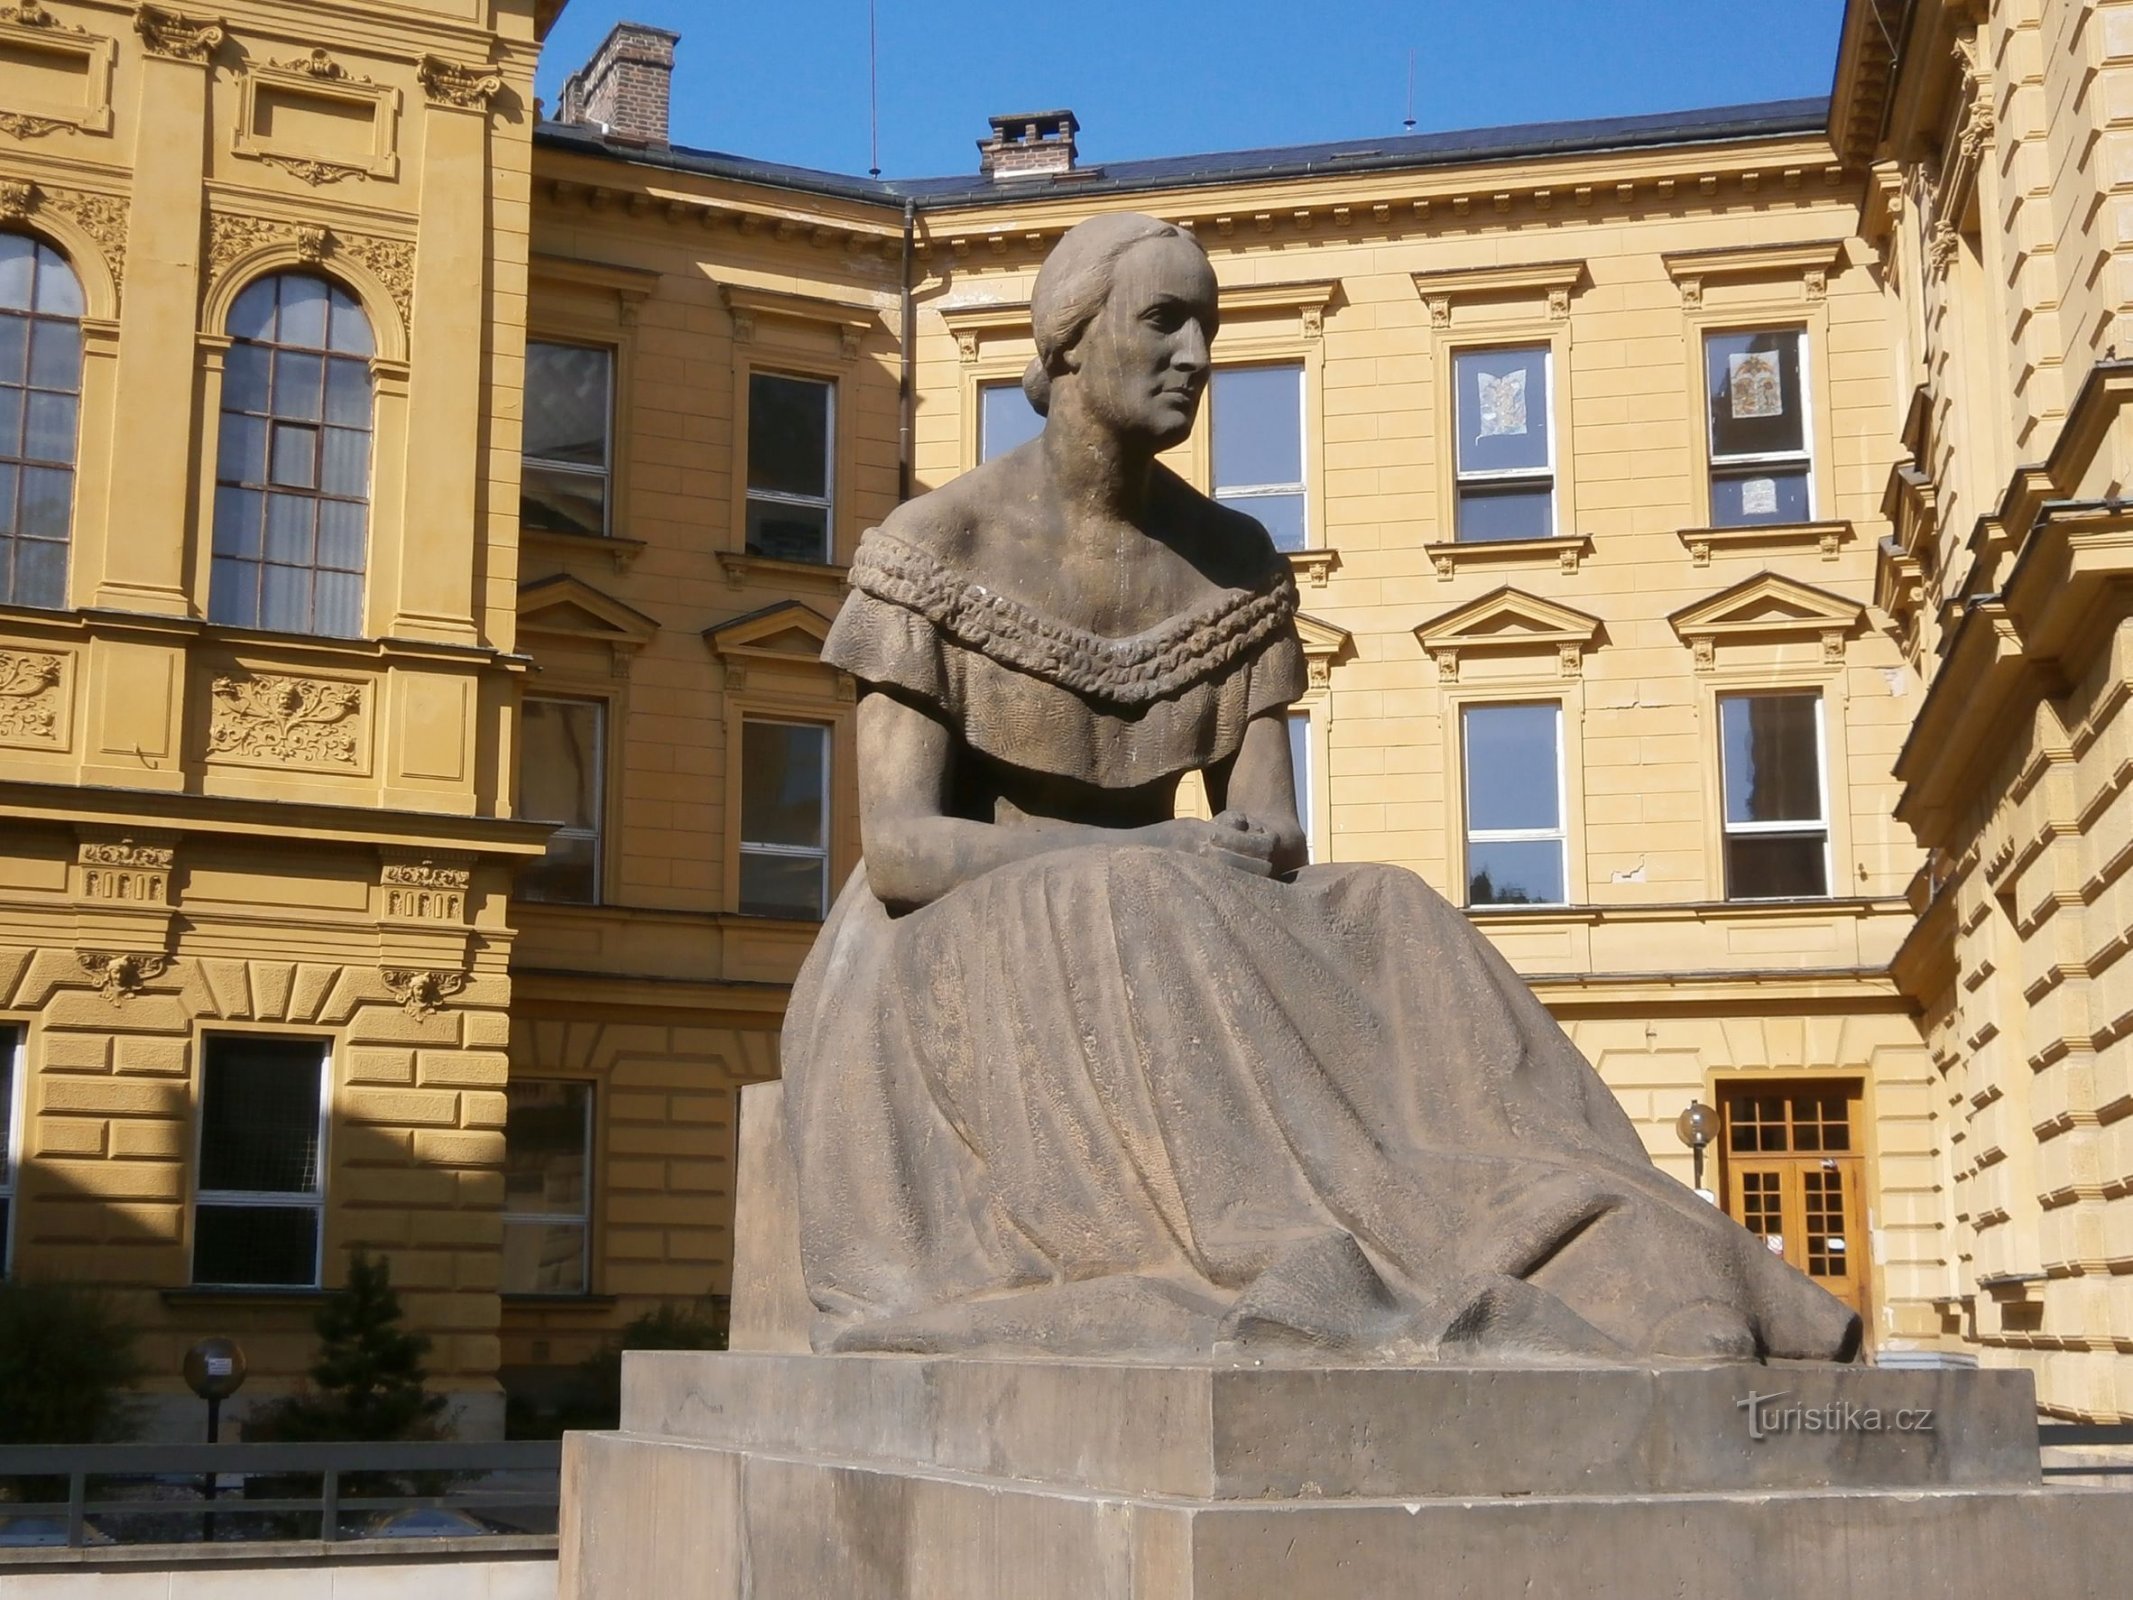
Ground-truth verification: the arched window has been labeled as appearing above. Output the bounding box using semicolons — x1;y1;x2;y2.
0;232;84;610
211;273;374;636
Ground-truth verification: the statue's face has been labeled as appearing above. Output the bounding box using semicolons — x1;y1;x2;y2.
1071;234;1220;450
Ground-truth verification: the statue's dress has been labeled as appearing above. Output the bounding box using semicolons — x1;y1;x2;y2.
783;529;1860;1363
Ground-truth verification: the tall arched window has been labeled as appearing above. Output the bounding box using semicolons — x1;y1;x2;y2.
0;232;84;610
211;273;374;636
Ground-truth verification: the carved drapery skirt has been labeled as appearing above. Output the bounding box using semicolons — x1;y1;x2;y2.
782;844;1859;1362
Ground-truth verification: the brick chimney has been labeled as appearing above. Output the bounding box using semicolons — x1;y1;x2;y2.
979;110;1079;180
558;21;680;146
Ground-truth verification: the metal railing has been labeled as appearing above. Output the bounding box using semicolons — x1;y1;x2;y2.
2036;1422;2133;1479
0;1440;561;1548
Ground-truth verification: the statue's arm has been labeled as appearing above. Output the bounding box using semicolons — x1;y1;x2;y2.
1205;711;1308;876
858;692;1280;910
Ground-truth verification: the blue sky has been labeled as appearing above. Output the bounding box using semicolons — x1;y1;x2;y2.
538;2;1849;180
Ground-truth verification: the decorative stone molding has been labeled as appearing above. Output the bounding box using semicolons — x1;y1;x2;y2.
1668;571;1864;672
381;857;472;923
1;3;71;27
417;54;505;110
233;49;400;186
1661;240;1845;307
207;672;367;769
1411;260;1586;327
381;966;468;1019
0;181;29;223
1675;520;1852;567
77;949;172;1005
722;283;883;360
1285;549;1340;589
704;600;837;692
1293;611;1353;691
16;183;130;290
1416;587;1603;682
0;112;67;139
1927;218;1961;279
519;573;659;679
273;46;353;80
77;838;174;905
132;2;222;62
1423;534;1592;581
206;211;413;326
259;155;366;188
0;649;65;748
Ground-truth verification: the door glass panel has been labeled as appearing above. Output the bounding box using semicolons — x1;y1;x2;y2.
1802;1168;1848;1277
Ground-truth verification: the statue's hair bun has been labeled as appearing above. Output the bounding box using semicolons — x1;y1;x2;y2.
1022;356;1052;417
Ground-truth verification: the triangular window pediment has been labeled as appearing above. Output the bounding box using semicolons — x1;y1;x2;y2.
704;601;834;662
1416;587;1603;653
518;575;659;647
1668;572;1865;669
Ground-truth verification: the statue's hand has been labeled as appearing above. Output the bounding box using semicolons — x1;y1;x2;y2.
1144;812;1280;877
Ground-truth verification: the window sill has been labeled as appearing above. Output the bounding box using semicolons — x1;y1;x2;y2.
502;1293;619;1309
1283;548;1341;589
717;550;851;591
1676;520;1851;567
1424;533;1591;579
161;1286;327;1306
522;526;647;574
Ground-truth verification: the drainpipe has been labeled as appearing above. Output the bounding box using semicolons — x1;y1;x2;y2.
897;197;916;504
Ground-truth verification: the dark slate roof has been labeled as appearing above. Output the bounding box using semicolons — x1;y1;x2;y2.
535;97;1833;211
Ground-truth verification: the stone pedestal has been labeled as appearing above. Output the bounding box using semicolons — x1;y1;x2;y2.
559;1350;2132;1599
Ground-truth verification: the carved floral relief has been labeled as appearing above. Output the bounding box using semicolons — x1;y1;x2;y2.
207;672;368;770
0;649;66;747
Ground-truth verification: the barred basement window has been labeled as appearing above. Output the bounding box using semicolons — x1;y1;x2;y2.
1463;702;1567;907
739;719;829;919
0;232;84;610
502;1080;592;1295
192;1036;328;1289
979;379;1042;462
1705;329;1812;527
523;340;614;537
519;697;606;905
744;373;834;563
1211;364;1307;552
1719;692;1829;900
1452;346;1554;542
210;273;375;637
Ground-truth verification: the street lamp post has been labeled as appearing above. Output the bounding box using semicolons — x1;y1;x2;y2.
182;1337;247;1542
1674;1099;1719;1200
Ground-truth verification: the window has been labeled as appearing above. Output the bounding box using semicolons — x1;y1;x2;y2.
739;719;829;918
192;1035;327;1288
519;697;605;905
1719;692;1828;899
502;1080;592;1295
1287;710;1312;863
1452;347;1553;542
745;373;834;563
1463;703;1566;906
0;1025;20;1277
0;233;83;609
980;379;1043;461
211;273;374;636
1705;329;1811;527
522;340;613;537
1211;364;1307;552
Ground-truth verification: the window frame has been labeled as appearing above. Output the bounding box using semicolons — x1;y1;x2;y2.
1285;708;1314;864
500;1078;595;1298
0;1023;23;1279
736;715;833;920
1716;690;1832;903
1450;343;1558;544
1209;360;1310;553
1702;325;1816;529
0;231;86;611
977;375;1045;463
1460;700;1570;909
517;694;609;908
741;369;838;566
190;1033;331;1291
520;337;617;540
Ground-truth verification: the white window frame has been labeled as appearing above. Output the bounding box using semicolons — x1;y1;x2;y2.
1462;701;1568;908
1210;362;1309;551
738;717;831;918
501;1079;593;1297
191;1035;330;1290
520;695;607;907
1704;327;1815;526
1286;709;1313;864
1718;691;1831;902
522;338;616;538
1;1024;23;1279
1453;345;1555;542
744;372;836;564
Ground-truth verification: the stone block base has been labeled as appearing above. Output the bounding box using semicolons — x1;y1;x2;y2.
557;1352;2133;1598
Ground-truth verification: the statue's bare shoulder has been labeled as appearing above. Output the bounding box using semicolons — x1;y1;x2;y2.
873;452;1044;573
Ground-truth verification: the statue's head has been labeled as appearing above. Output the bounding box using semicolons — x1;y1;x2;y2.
1024;212;1219;452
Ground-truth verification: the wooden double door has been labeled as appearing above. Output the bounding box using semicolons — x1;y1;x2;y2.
1719;1080;1869;1330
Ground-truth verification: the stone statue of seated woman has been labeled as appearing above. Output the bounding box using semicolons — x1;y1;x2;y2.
780;211;1860;1366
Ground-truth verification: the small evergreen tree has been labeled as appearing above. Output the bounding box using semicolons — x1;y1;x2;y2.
246;1252;447;1442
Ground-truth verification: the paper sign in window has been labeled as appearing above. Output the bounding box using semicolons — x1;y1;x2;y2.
1728;351;1784;420
1740;478;1779;516
1476;369;1528;437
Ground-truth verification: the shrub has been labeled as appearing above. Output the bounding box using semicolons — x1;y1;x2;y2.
243;1251;447;1445
509;1298;728;1438
0;1280;143;1446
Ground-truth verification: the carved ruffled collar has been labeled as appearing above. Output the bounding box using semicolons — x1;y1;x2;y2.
846;531;1298;707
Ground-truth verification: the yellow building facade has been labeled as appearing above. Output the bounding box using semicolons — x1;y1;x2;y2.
4;0;2130;1432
